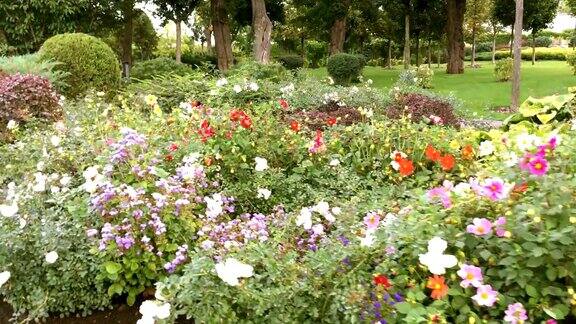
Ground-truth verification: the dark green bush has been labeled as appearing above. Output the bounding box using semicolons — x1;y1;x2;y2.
228;61;289;83
306;41;328;68
474;48;569;61
475;42;492;53
277;54;304;70
39;33;120;97
131;57;193;80
326;53;364;85
533;36;553;48
181;51;217;68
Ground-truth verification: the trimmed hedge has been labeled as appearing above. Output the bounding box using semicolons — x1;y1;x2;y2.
472;47;570;61
326;53;364;85
277;55;304;70
131;58;194;80
39;33;120;97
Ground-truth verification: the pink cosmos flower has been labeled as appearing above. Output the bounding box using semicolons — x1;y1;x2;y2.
466;218;493;236
495;216;507;237
527;155;549;176
457;264;483;288
472;284;498;307
363;212;380;231
547;134;560;150
504;303;528;324
426;187;452;209
481;177;512;201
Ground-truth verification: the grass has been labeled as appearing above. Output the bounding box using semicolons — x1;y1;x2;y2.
307;61;576;120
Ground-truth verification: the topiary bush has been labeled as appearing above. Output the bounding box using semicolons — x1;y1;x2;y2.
131;57;194;80
277;54;304;70
39;33;120;97
326;53;364;86
0;74;62;135
494;58;513;82
386;91;460;127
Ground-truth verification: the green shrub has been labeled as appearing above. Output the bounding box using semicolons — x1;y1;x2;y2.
326;53;364;86
396;65;434;89
131;58;193;80
474;47;569;61
39;33;120;97
306;41;328;68
367;58;386;67
503;92;575;126
277;54;304;70
0;54;68;91
533;36;553;48
181;51;217;68
494;58;513;82
475;42;492;53
566;51;576;75
228;60;289;83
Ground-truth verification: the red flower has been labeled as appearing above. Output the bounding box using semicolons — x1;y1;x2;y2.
425;144;441;162
439;154;455;171
279;99;289;110
198;120;215;142
373;274;391;288
168;143;179;152
290;120;301;132
513;182;528;193
230;109;243;122
398;158;415;177
327;117;337;126
240;116;252;129
165;154;174;161
225;131;233;140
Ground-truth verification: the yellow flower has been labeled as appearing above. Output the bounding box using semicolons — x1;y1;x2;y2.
527;208;535;216
144;94;158;106
570;217;576;224
533;216;541;223
152;105;163;117
449;140;460;150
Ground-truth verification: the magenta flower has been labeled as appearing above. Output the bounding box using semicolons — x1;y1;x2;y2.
426;187;452;209
363;212;381;231
504;303;528;323
527;155;549;176
466;218;493;236
480;177;512;201
547;134;560;150
495;216;507;237
472;284;498;307
457;264;483;288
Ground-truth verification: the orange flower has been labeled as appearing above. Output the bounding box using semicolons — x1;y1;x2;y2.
425;144;441;162
461;145;474;160
327;117;337;126
290;120;301;132
398;158;414;177
426;275;449;300
439;154;456;171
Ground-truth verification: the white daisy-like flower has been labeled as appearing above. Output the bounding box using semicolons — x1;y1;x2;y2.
45;251;59;264
254;157;268;172
0;271;10;288
215;258;254;286
256;188;271;200
478;140;495;157
418;237;457;275
296;207;313;230
233;85;242;93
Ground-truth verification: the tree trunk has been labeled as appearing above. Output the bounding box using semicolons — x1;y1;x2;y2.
511;0;524;110
387;40;392;68
471;25;476;67
204;26;213;53
251;0;273;63
175;20;182;64
403;14;410;69
446;0;466;74
329;18;347;55
492;31;497;64
211;0;234;71
531;31;536;65
415;33;420;66
427;38;432;68
121;0;135;77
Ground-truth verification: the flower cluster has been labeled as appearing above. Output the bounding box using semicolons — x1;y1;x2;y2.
229;109;253;129
389;150;414;177
308;130;326;154
425;144;456;171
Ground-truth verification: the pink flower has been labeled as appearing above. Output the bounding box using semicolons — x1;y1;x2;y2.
472;284;498;307
495;216;507;237
480;177;512;201
363;212;380;231
504;303;528;323
426;187;452;209
457;264;483;288
547;134;560;150
527;155;549;176
466;218;493;236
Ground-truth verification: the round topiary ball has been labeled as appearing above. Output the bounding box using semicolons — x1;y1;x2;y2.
326;53;364;85
39;33;121;97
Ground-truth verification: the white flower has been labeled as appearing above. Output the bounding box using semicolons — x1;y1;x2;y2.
179;102;192;113
256;188;271;200
312;224;324;235
331;207;342;215
216;78;228;87
215;258;254;286
204;194;223;219
36;161;45;171
7;120;17;130
0;271;10;288
254;157;268;172
0;203;18;218
418;237;458;275
359;231;375;247
478;140;495;157
83;166;105;193
45;251;59;264
59;175;71;187
248;82;259;91
328;77;334;85
280;83;295;95
515;133;540;151
503;151;519;167
453;183;472;196
138;300;171;324
296;207;313;229
32;172;47;192
144;94;158;106
366;79;373;85
381;213;398;227
50;186;60;194
313;201;335;222
233;85;242;93
329;159;340;166
50;135;61;147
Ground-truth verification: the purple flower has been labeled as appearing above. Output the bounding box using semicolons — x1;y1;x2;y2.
472;284;498;307
504;303;528;323
495;217;507;237
426;187;452;208
457;264;483;288
480;177;512;201
363;211;381;231
466;218;493;236
527;155;549;177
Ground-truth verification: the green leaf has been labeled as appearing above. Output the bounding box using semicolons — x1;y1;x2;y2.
107;283;123;297
104;261;122;274
525;284;539;297
395;302;413;314
546;267;557;281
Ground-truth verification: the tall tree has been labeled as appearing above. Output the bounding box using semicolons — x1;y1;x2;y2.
488;12;503;64
252;0;273;63
153;0;201;64
211;0;234;71
465;0;491;67
511;0;524;110
329;0;351;54
446;0;467;74
524;0;559;65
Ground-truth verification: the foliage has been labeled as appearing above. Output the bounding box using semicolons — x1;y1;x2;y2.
228;60;290;83
0;54;69;92
39;33;121;97
305;41;328;68
494;58;513;82
277;54;304;70
533;36;553;48
181;51;217;69
326;53;364;86
475;42;493;53
396;66;434;89
566;51;576;75
504;92;576;126
474;47;572;61
101;9;159;61
386;90;460;127
131;58;194;80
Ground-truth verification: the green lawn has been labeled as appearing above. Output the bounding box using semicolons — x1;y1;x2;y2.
307;61;576;119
